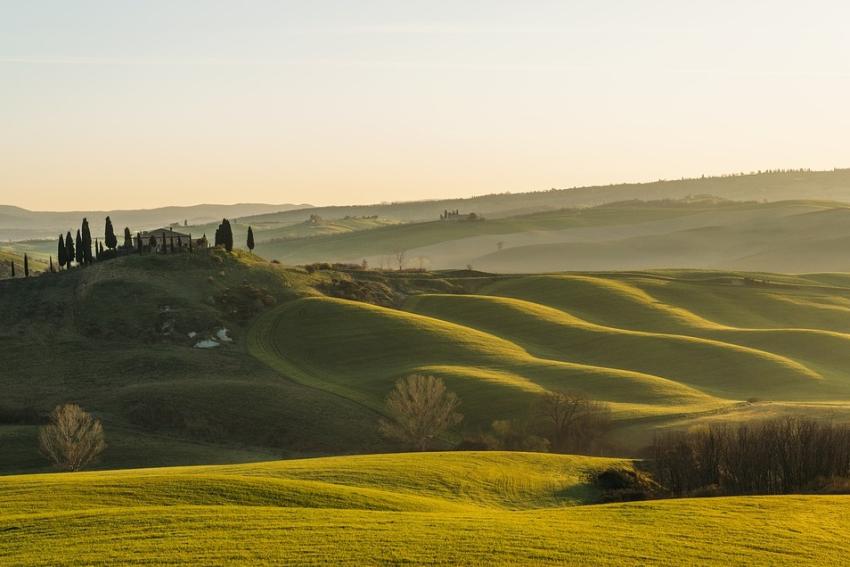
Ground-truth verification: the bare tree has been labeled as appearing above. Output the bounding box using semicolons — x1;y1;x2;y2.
652;417;850;496
380;375;462;451
535;391;612;454
394;250;406;271
38;403;106;471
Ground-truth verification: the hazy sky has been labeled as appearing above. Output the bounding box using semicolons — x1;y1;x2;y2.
3;1;849;211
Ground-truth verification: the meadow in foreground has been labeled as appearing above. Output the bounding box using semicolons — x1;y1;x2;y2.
1;452;848;566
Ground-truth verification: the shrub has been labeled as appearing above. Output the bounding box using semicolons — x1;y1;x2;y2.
590;466;661;502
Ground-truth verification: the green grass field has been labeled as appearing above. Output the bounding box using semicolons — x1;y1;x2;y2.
6;250;850;473
1;452;847;566
0;250;392;474
4;236;850;564
247;268;850;448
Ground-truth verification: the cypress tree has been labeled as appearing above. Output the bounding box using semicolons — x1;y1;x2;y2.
149;235;158;252
169;234;175;254
247;226;255;254
137;232;143;254
58;235;67;269
189;234;194;252
218;218;233;252
177;235;182;251
10;260;14;277
65;232;75;268
75;230;83;265
81;218;93;264
23;254;29;278
104;216;118;251
49;256;55;273
123;227;132;249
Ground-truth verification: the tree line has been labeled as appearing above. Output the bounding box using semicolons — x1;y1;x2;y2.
651;418;850;496
8;217;257;278
36;381;850;498
378;375;611;455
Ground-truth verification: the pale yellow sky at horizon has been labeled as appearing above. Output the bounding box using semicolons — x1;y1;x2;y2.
2;1;849;211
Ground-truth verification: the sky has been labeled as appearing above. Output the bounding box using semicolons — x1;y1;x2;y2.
2;1;849;211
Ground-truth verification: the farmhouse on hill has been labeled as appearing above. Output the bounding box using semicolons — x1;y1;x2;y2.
440;209;482;221
134;227;208;252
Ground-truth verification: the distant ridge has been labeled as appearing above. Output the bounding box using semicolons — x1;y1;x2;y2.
6;168;850;241
240;169;850;226
0;203;311;241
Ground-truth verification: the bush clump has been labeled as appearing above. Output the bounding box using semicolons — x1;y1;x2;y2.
590;466;661;502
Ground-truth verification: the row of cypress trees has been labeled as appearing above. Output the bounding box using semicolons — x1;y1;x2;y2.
56;217;104;270
214;219;255;254
9;217;257;279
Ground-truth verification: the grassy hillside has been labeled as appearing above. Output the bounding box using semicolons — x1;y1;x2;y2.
253;198;850;273
253;201;713;266
6;250;850;473
1;452;847;565
0;251;390;474
0;248;48;279
251;268;850;448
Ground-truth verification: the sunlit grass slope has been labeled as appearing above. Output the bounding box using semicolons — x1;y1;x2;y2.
249;268;850;442
0;248;47;278
479;272;850;397
404;293;821;399
249;296;717;425
1;452;848;566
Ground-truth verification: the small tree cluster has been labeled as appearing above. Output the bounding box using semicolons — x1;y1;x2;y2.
535;391;613;454
53;217;103;270
214;218;234;252
652;417;850;495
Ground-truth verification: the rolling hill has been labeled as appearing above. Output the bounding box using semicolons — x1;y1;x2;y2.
251;268;850;445
239;169;850;228
0;248;47;279
0;251;390;474
5;251;850;474
251;198;850;273
1;452;846;565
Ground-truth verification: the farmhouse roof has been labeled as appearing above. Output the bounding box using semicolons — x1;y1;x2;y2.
139;227;191;238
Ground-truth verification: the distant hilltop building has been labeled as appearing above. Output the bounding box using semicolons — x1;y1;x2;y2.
440;209;482;221
134;227;208;253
